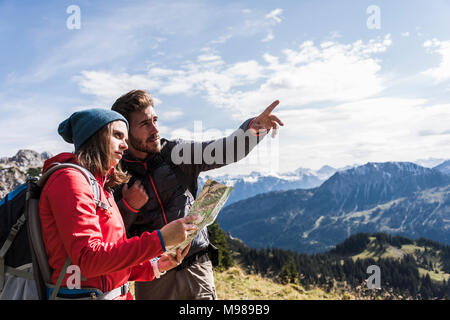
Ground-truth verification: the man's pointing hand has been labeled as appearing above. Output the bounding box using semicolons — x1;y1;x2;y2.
249;100;284;136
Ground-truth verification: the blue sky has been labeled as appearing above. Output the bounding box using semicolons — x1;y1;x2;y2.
1;0;450;176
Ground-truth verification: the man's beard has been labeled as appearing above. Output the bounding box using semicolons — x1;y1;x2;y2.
129;132;161;155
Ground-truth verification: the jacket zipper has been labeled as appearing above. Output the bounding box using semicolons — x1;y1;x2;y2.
148;173;168;225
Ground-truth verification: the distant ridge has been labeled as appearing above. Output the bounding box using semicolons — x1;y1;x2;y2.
434;160;450;175
218;161;450;253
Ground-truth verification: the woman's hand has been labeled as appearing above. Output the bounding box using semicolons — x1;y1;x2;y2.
159;215;198;247
158;243;192;273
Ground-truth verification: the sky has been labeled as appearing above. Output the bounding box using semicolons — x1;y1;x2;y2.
1;0;450;176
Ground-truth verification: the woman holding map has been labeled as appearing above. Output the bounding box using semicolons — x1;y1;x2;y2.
39;108;198;300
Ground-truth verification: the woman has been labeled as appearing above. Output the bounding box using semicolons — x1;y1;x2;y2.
39;108;197;300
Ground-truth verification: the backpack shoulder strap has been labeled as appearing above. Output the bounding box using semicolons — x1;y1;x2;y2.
29;163;101;299
48;257;71;300
160;139;198;199
38;163;102;206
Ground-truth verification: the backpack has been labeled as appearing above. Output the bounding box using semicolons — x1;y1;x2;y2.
0;163;102;300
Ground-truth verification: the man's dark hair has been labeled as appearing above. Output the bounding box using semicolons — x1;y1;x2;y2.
111;89;154;121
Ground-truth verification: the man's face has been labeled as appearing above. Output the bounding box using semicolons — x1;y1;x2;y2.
128;106;161;158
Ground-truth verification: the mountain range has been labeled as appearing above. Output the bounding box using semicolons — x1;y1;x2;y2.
218;161;450;254
1;150;449;256
200;160;449;207
199;164;357;205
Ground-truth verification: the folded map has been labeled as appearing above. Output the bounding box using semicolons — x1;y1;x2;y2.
165;179;233;256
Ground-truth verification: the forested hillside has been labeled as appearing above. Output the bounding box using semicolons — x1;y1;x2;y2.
209;222;450;299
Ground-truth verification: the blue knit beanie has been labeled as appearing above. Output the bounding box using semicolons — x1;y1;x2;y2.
58;108;129;151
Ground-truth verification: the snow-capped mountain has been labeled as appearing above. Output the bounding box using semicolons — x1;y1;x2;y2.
434;160;450;175
414;157;447;168
307;162;449;215
218;162;450;254
198;163;365;206
198;165;338;205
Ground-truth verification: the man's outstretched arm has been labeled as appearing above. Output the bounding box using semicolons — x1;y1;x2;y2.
171;100;284;176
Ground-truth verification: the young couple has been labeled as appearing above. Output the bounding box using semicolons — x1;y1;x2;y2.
41;90;283;300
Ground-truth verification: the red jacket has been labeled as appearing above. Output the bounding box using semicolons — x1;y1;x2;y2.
39;153;165;300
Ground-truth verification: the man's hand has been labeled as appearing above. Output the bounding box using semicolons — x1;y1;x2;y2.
158;243;192;273
249;100;284;136
122;180;149;211
159;215;199;247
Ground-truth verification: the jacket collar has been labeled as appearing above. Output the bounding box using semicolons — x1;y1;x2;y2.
122;147;167;175
122;151;152;175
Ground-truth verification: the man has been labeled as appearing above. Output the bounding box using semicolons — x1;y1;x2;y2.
112;90;283;300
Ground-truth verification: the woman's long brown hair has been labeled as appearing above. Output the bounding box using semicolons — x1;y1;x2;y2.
75;121;129;189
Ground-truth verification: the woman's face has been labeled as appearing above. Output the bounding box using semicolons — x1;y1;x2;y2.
109;120;128;168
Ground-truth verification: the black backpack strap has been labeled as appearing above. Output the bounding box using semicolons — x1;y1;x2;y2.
0;213;28;289
160;139;198;199
0;213;26;264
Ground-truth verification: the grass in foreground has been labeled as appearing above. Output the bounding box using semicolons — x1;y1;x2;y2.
130;264;418;300
214;266;345;300
129;265;345;300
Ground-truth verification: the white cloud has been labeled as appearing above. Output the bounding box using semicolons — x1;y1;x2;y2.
76;34;450;174
328;31;342;39
210;34;233;44
265;8;283;24
183;96;450;175
213;35;392;118
76;35;393;120
261;31;274;42
74;71;162;106
160;109;184;121
207;7;284;47
274;97;450;171
422;38;450;83
197;54;222;62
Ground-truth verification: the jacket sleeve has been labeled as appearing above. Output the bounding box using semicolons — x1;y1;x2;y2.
44;169;165;279
128;260;155;282
116;198;139;233
171;117;267;179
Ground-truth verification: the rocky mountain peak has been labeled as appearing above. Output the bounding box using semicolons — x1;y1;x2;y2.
0;149;52;199
6;149;52;168
307;161;450;215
